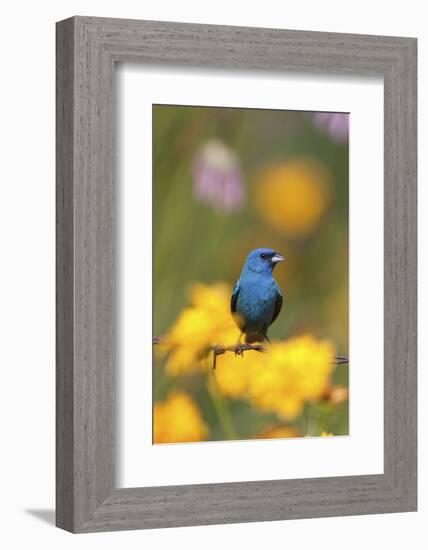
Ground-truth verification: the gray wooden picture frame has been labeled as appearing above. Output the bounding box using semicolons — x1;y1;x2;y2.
56;16;417;533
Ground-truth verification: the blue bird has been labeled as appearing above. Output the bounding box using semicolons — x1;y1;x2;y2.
231;248;284;344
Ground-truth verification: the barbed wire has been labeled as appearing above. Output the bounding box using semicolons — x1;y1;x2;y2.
153;336;349;370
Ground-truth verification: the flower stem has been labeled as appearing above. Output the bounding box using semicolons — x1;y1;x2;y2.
206;373;237;440
305;404;321;437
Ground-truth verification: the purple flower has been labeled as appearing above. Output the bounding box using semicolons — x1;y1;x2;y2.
192;141;245;211
313;112;349;143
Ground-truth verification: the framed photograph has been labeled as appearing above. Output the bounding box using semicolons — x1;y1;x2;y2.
56;16;417;532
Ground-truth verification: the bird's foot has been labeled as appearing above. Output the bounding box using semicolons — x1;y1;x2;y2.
234;344;245;357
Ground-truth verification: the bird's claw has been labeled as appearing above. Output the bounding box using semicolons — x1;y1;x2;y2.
234;344;245;357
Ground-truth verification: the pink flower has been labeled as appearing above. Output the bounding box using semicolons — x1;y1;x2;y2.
313;112;349;143
193;141;245;211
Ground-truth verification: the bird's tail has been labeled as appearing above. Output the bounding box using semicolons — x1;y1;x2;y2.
245;333;265;344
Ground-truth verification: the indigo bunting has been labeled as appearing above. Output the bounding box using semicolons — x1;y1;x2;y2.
231;248;284;343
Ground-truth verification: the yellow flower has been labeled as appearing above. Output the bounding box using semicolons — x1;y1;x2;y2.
153;391;209;444
256;425;302;439
214;350;257;399
215;335;335;420
254;158;331;237
248;336;335;419
321;431;334;437
164;282;241;375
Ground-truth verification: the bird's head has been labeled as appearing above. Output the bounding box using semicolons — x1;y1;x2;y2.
243;248;285;275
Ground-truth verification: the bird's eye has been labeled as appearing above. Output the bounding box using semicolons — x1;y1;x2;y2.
260;253;266;259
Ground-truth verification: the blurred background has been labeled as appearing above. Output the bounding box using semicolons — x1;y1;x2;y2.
153;104;349;443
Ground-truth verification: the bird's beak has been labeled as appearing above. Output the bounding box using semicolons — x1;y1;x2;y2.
271;253;285;263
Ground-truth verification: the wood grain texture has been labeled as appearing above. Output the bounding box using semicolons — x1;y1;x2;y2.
56;17;75;532
56;16;417;532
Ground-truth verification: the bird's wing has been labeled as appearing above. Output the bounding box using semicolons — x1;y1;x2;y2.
231;281;245;332
270;289;283;325
230;281;240;314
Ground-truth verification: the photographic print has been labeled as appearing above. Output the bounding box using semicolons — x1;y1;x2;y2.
152;105;349;445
